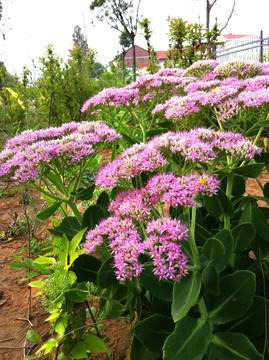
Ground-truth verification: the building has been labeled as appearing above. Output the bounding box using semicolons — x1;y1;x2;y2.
113;45;168;71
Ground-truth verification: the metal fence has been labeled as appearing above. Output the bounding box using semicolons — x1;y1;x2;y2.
216;31;269;63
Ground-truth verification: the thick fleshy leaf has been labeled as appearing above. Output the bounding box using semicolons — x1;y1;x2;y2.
73;254;102;283
210;332;262;360
140;268;173;302
97;257;118;288
172;272;201;322
75;184;95;201
202;238;225;260
195;223;213;245
134;314;174;354
49;216;81;239
239;201;253;224
263;182;269;198
254;152;269;165
232;223;256;253
202;265;220;296
252;206;269;242
221;175;246;196
232;163;264;178
130;336;161;360
46;171;65;193
82;205;105;230
209;229;234;273
146;128;168;137
152;296;171;317
36;201;62;220
65;282;91;303
226;296;269;339
204;189;234;218
163;317;212;360
209;270;255;324
96;191;110;212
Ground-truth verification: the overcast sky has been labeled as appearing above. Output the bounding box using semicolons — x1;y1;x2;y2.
0;0;268;76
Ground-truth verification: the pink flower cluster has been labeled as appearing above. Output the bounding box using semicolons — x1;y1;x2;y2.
84;214;189;282
84;217;146;281
81;87;140;112
85;169;221;282
108;188;153;221
0;121;121;183
152;82;243;121
145;217;188;281
81;73;190;114
108;172;220;220
81;60;269;125
237;88;269;108
182;60;220;79
146;173;220;208
95;142;167;188
96;128;260;188
213;60;265;79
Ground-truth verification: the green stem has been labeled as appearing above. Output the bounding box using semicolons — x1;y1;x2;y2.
29;183;64;202
253;126;264;146
224;172;234;230
140;222;147;239
198;297;209;320
150;205;161;219
67;200;83;224
189;207;209;320
201;107;218;129
188;207;200;267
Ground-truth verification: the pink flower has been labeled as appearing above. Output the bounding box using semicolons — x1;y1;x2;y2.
0;121;121;183
145;217;189;282
84;217;146;282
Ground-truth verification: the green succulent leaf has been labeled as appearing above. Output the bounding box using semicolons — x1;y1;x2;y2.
163;317;212;360
210;332;262;360
172;271;201;322
134;314;174;354
209;270;256;324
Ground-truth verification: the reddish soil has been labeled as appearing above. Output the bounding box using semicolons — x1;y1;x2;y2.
0;169;268;360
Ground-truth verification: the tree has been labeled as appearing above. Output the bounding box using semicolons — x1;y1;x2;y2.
89;0;142;81
119;31;131;83
72;25;89;56
204;0;236;58
166;17;205;68
139;17;158;74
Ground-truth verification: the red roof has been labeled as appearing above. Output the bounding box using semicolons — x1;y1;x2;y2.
223;33;260;40
156;51;167;59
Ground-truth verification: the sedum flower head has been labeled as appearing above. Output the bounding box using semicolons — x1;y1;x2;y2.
84;216;146;282
213;60;264;79
145;217;189;281
182;60;220;79
0;121;121;183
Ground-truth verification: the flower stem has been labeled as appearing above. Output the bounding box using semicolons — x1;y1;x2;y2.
224;172;234;229
67;200;83;225
188;207;200;267
189;207;209;320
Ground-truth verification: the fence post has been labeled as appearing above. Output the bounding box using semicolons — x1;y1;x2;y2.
260;30;263;63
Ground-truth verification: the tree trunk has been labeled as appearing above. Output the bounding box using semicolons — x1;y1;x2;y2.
206;0;212;58
122;51;126;84
131;39;136;81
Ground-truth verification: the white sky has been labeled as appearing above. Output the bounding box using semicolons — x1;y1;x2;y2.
0;0;268;77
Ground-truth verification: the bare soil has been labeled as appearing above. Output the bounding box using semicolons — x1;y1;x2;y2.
0;169;268;360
